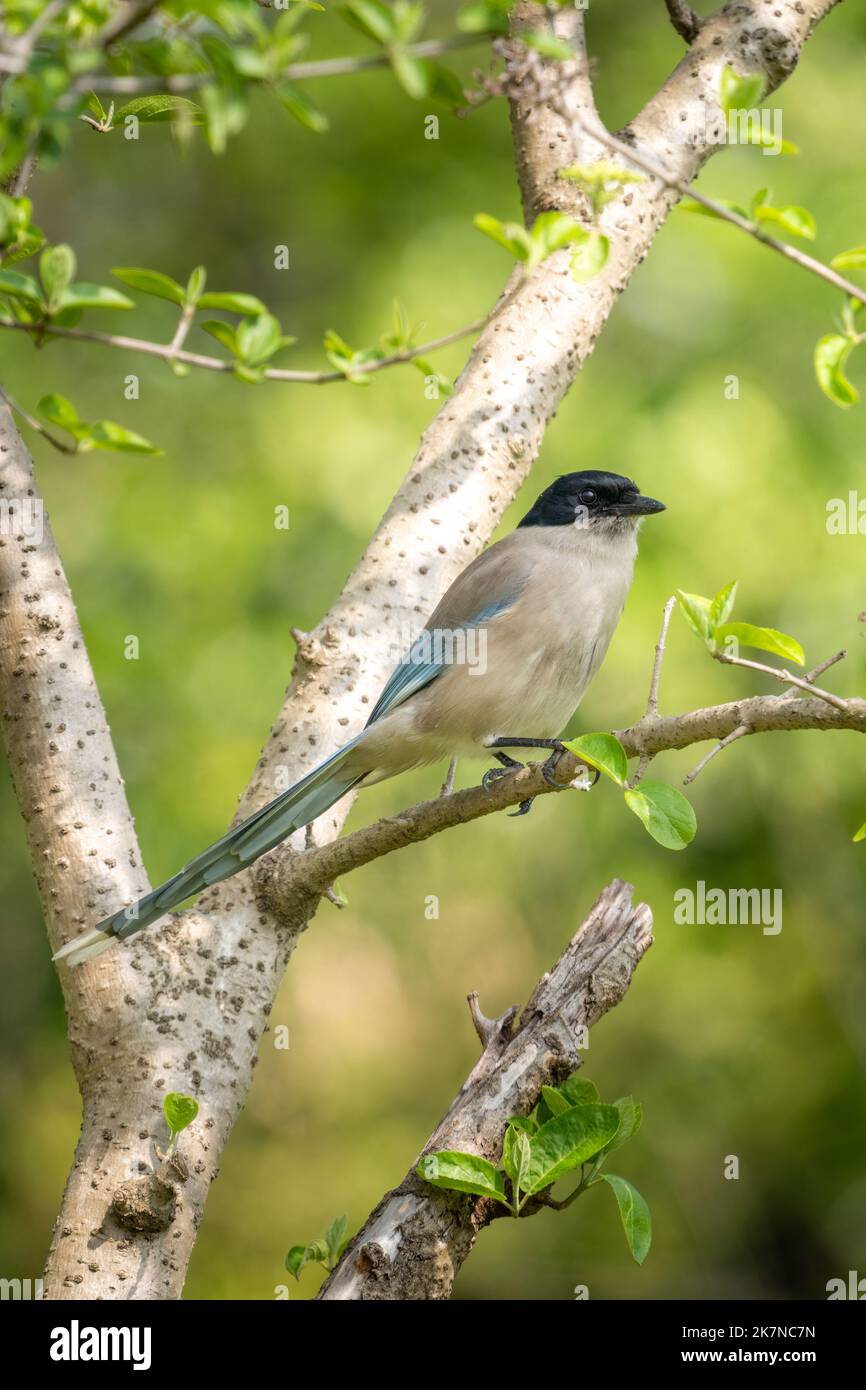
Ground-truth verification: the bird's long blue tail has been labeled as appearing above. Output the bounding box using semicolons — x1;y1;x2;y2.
53;737;366;967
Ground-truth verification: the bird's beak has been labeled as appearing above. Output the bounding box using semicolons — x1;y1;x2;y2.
606;493;666;517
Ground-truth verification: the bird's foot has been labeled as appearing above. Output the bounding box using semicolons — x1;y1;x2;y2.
541;742;571;789
482;753;534;814
482;764;518;793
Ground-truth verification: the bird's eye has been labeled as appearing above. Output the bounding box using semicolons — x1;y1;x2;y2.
578;488;597;505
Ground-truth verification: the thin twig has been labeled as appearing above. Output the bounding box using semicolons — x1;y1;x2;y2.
567;112;866;310
0;314;485;384
683;723;751;786
628;595;676;788
166;302;196;361
646;595;676;716
0;382;75;454
684;649;850;784
68;33;486;96
663;0;703;44
98;0;163;48
4;0;65;56
713;649;849;711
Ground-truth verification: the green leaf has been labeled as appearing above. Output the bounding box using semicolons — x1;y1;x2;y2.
814;333;859;408
197;290;267;315
564;732;628;787
853;820;866;844
163;1092;199;1135
676;589;713;643
340;0;397;44
506;1113;538;1137
305;1237;329;1265
708;579;738;633
58;283;135;311
114;95;204;124
112;266;186;305
502;1125;532;1203
527;210;586;271
830;246;866;272
602;1174;652;1265
235;312;293;364
393;0;426;43
600;1097;642;1156
417;1150;511;1205
624;780;697;851
285;1244;310;1279
85;91;108;124
40;244;76;309
457;2;510;34
86;419;163;455
540;1085;572;1117
200;319;238;353
274;81;330;134
755;202;816;241
473;212;532;263
570;230;609;282
557;1074;599;1107
719;65;766;114
715;621;805;666
390;49;434;100
37;394;83;434
0;268;43;304
524;1103;621;1195
2;230;47;266
519;29;574;61
323;1214;348;1265
185;265;207;305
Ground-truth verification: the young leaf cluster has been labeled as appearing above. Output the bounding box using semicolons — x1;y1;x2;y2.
675;580;805;666
285;1214;349;1280
417;1073;651;1264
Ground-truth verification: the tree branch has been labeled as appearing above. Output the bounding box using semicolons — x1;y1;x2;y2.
317;879;653;1300
0;313;485;392
260;677;864;916
98;0;162;48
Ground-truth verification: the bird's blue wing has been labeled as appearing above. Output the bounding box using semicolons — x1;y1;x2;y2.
366;593;519;727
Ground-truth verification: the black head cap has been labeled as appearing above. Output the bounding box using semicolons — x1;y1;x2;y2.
518;470;666;528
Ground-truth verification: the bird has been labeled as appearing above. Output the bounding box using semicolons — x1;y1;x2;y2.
54;470;664;967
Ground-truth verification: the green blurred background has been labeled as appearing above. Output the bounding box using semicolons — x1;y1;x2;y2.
2;2;866;1301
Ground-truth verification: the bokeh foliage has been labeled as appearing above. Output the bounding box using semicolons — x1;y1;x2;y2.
1;2;866;1300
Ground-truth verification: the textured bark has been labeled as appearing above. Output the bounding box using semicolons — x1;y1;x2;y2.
0;0;842;1299
317;880;653;1300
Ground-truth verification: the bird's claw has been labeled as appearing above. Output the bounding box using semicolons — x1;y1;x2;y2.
508;797;535;817
541;746;569;789
541;749;600;792
482;765;512;793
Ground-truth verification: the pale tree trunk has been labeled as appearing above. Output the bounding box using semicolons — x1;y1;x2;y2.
0;0;840;1298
